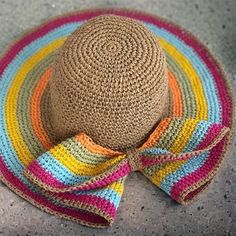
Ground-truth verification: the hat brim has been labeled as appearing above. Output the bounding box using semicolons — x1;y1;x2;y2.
0;9;234;228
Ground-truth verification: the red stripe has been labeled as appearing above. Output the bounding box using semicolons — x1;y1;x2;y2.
26;160;66;188
55;192;117;218
170;124;226;201
26;160;120;218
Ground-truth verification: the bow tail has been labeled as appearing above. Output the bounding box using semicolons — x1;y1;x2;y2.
45;177;126;227
140;118;230;204
141;149;219;204
23;133;129;227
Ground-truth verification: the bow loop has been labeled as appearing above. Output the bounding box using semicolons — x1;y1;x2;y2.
24;133;132;193
139;118;230;204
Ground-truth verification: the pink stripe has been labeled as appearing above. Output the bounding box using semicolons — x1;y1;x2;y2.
0;156;108;225
56;192;117;218
27;158;129;191
170;125;226;201
80;162;130;191
26;161;121;217
26;161;66;188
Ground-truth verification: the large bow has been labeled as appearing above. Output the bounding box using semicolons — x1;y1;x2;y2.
24;118;230;227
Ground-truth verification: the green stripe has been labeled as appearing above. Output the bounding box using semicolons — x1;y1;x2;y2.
62;137;113;165
40;83;58;145
142;163;164;177
154;119;185;150
17;53;56;157
165;51;197;118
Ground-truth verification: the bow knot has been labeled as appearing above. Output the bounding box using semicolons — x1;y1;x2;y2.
126;150;143;172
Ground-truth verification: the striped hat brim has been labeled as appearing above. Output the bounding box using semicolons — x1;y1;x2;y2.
0;9;234;228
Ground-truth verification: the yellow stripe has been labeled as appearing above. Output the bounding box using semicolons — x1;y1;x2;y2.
151;161;185;187
107;181;124;196
150;119;198;186
150;39;207;186
5;38;66;166
50;144;126;176
159;38;208;120
169;119;199;153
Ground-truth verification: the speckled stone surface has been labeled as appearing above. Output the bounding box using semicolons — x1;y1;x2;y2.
0;0;235;235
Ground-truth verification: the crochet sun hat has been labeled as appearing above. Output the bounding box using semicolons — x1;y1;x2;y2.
0;9;234;228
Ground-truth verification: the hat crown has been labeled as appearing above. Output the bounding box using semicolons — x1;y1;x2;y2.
49;15;168;151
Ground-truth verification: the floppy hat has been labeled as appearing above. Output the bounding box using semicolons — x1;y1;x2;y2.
0;8;234;228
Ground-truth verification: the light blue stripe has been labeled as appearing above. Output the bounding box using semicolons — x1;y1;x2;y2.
37;152;89;185
90;190;121;208
183;121;212;152
144;23;221;123
159;121;212;194
0;23;81;184
160;152;208;194
141;148;170;155
74;188;122;209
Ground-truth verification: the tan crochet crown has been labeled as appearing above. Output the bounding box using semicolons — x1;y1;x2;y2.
49;15;168;151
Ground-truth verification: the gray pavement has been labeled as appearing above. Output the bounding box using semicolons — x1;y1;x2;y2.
0;0;235;235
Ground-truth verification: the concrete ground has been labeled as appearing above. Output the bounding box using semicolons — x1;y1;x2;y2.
0;0;235;235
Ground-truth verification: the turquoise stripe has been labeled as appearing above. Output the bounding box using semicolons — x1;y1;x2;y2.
144;23;221;123
37;152;89;185
90;190;121;208
159;122;212;194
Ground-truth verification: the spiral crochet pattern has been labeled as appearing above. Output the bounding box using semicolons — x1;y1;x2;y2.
50;15;168;151
0;9;234;228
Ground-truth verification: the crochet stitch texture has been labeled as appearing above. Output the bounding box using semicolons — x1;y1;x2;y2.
50;15;168;151
0;9;234;228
